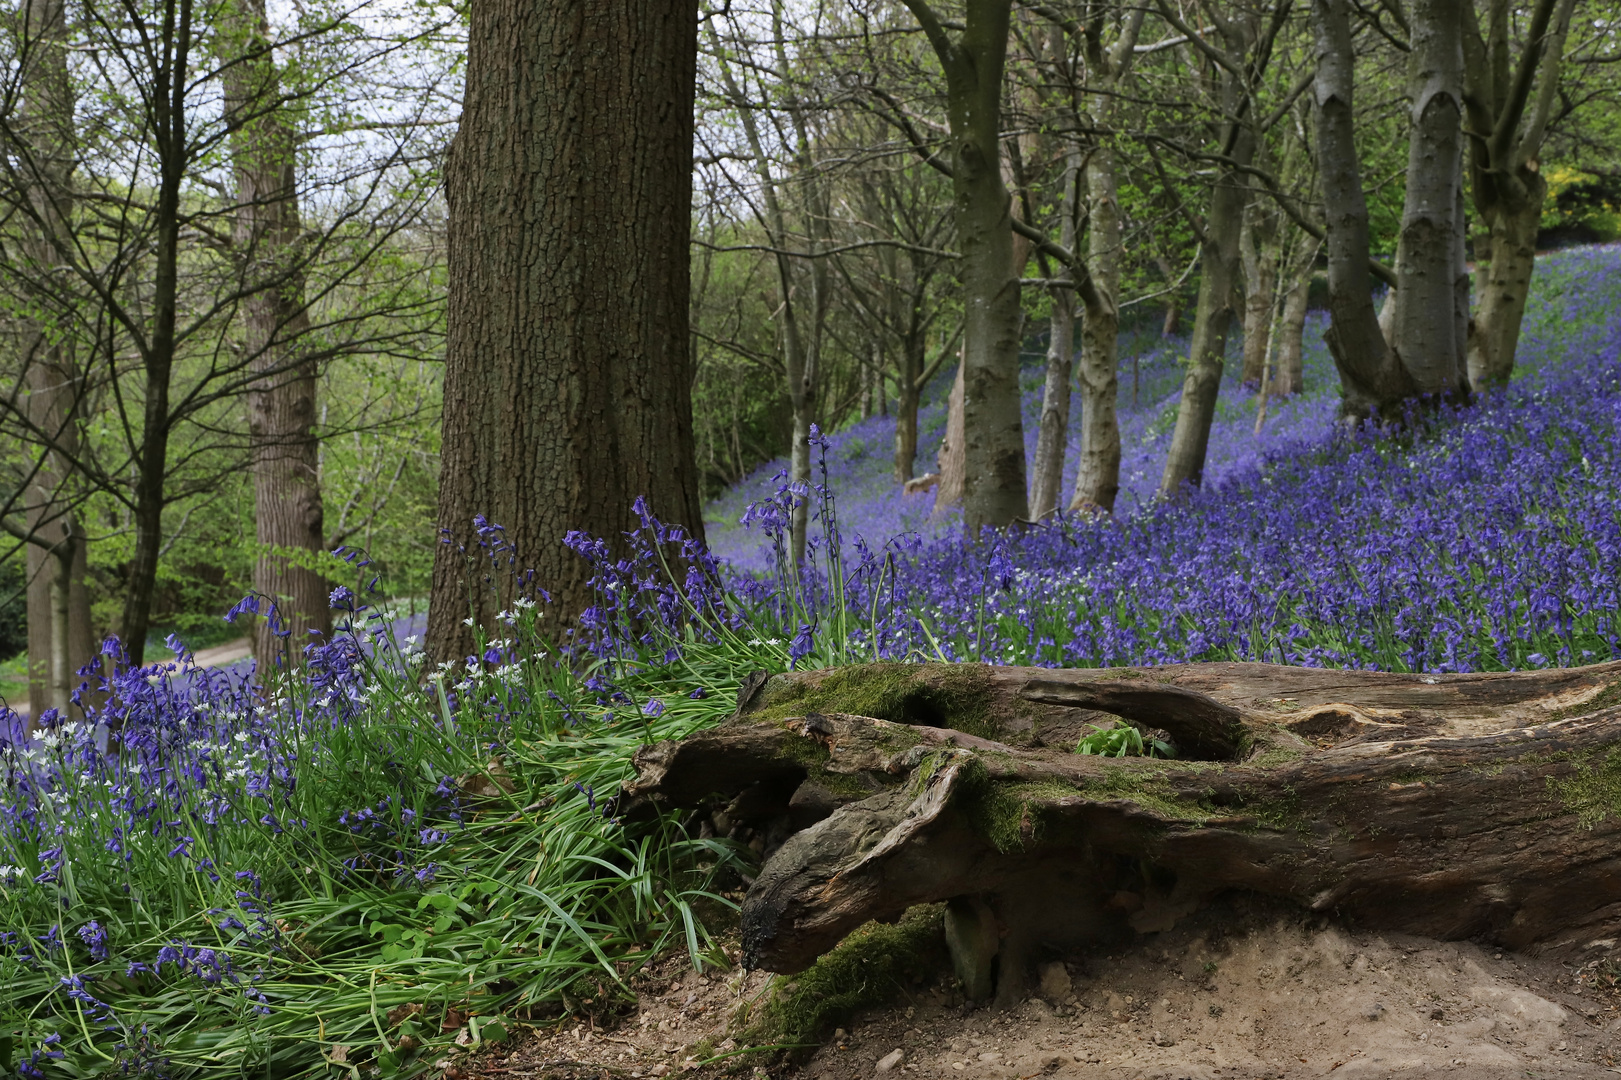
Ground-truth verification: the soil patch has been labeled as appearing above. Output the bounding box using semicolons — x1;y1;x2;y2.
470;899;1621;1079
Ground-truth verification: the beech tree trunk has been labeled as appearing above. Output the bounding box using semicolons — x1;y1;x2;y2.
1028;291;1071;521
932;356;967;516
1391;0;1467;398
1312;0;1414;415
894;338;923;483
1239;203;1280;389
1273;248;1315;398
1468;194;1542;391
1462;0;1574;391
630;660;1621;1006
222;0;331;679
1158;129;1253;496
904;0;1027;533
15;0;92;717
427;0;706;660
1067;138;1127;514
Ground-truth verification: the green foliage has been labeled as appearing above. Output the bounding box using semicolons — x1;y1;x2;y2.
1074;722;1174;759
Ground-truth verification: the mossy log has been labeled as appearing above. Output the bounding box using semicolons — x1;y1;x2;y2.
625;661;1621;1004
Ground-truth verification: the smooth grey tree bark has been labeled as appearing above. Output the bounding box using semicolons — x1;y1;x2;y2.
709;14;829;569
1274;237;1319;398
1390;0;1468;397
1239;200;1281;388
1156;3;1262;498
1311;0;1415;415
1066;7;1143;515
903;0;1027;532
1462;0;1575;391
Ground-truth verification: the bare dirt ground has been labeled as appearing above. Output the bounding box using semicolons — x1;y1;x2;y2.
470;899;1621;1080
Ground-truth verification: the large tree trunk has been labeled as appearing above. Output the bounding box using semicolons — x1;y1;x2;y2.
630;660;1621;1006
16;0;92;717
1157;126;1253;496
905;0;1027;532
1391;0;1467;398
428;0;706;660
222;0;331;679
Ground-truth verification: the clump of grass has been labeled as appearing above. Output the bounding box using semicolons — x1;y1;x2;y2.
744;905;946;1050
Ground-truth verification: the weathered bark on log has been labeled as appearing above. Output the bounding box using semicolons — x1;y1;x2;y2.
628;661;1621;1005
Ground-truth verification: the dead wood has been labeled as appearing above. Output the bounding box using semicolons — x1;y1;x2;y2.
625;661;1621;1005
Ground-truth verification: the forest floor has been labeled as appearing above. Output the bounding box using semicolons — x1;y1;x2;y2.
471;897;1621;1080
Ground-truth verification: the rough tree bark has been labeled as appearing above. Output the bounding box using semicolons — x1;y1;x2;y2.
221;0;331;678
13;0;93;716
630;660;1621;1006
427;0;706;660
1462;0;1575;391
903;0;1027;533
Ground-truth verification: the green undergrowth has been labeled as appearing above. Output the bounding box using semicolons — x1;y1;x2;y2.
742;905;947;1051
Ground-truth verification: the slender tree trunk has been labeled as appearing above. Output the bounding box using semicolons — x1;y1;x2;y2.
1467;177;1544;391
894;348;921;482
1158;128;1254;496
1391;0;1467;398
16;0;93;716
1029;144;1080;521
1462;0;1572;392
1028;290;1072;520
933;354;966;515
1274;243;1317;397
904;0;1027;532
1069;136;1129;513
427;0;706;661
1239;204;1280;388
118;0;192;668
222;0;331;680
1312;0;1413;415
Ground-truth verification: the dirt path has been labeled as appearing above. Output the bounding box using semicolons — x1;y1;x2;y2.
474;899;1621;1080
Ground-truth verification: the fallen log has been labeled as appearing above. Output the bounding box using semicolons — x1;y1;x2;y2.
625;661;1621;1005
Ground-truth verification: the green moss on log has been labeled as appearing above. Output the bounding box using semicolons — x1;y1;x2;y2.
749;664;999;740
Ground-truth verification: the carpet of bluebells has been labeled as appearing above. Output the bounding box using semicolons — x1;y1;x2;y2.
4;244;1621;1078
718;245;1621;675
